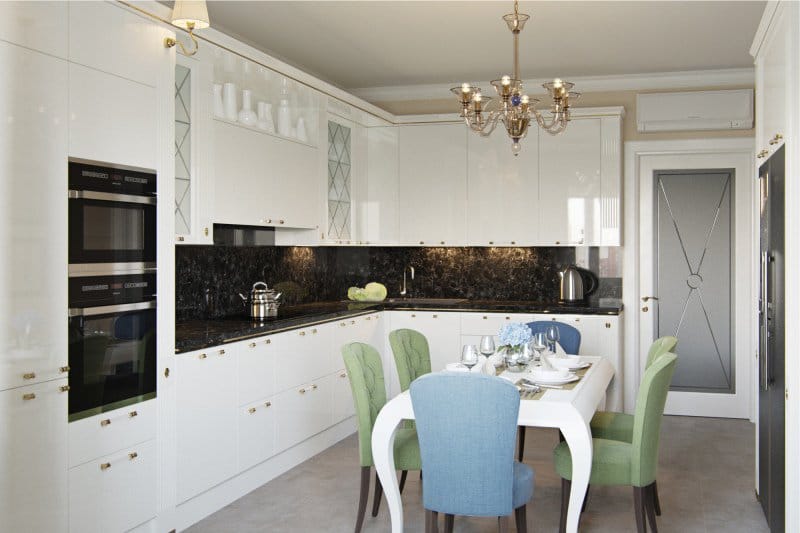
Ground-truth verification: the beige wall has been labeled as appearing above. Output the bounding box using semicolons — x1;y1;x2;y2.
376;85;755;142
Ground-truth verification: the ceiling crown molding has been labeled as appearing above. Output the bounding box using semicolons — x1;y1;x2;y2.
351;68;755;103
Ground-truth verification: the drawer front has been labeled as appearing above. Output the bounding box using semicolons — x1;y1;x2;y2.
238;397;276;472
277;325;333;391
332;369;355;424
238;336;279;406
69;399;155;467
460;312;536;336
275;374;333;452
69;439;156;533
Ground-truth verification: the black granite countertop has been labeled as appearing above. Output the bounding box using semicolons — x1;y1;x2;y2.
175;299;622;353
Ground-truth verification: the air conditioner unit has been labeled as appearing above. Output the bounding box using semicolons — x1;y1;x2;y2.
636;89;753;133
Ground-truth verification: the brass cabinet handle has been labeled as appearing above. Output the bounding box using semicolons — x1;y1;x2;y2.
279;219;285;224
249;342;257;348
311;384;318;390
59;385;70;393
23;372;36;380
555;241;561;245
263;218;272;224
60;366;70;374
100;462;111;471
218;349;226;356
505;316;511;320
432;314;438;318
605;323;611;328
128;452;138;460
340;372;347;378
350;320;355;325
575;318;580;322
264;401;272;408
365;316;371;321
128;411;138;418
419;241;424;245
769;133;783;145
265;339;271;345
482;316;488;319
511;241;516;245
299;388;306;394
440;241;445;245
100;419;111;427
248;407;257;414
411;314;416;318
22;393;36;401
204;227;209;236
198;353;207;359
299;331;306;336
164;367;170;378
312;328;318;334
489;241;494;245
340;322;346;327
177;236;185;242
757;149;769;159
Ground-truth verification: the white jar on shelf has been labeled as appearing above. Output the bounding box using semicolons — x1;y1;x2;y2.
257;101;275;133
238;89;257;126
277;99;292;137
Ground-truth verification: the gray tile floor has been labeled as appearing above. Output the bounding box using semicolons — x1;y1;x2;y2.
187;416;768;532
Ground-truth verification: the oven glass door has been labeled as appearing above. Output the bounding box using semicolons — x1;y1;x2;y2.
68;196;156;266
68;306;156;421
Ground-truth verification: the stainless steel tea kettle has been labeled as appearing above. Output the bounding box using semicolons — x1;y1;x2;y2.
239;281;282;320
559;265;597;303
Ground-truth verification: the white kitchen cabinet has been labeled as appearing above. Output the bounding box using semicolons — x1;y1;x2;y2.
398;122;468;245
460;312;536;347
238;336;279;407
365;126;400;244
0;1;68;58
0;42;69;392
325;111;368;244
68;1;170;88
275;373;334;452
238;397;276;472
213;120;320;229
277;324;335;391
0;380;69;533
332;368;355;424
175;346;238;503
69;63;157;170
68;439;156;533
467;128;540;245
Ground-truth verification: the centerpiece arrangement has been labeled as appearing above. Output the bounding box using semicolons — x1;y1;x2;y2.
497;322;533;372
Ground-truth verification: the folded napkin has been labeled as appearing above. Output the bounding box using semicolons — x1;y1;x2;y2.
487;353;505;367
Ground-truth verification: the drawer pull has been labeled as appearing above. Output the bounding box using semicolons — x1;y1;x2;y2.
100;462;111;471
248;407;257;414
279;219;285;224
100;419;111;427
575;318;580;322
511;241;516;245
299;331;306;336
365;317;371;321
22;372;36;380
440;241;445;245
22;393;36;401
489;241;494;245
769;133;783;145
177;236;185;242
59;385;70;393
249;342;257;348
299;388;306;394
605;323;611;328
264;401;272;408
482;316;488;319
411;314;416;318
350;320;355;325
340;372;347;378
60;366;70;374
198;353;208;360
128;452;138;460
312;328;318;334
265;339;271;345
128;410;138;418
340;322;346;327
311;384;318;390
432;314;438;318
757;149;769;159
419;241;424;245
505;316;510;320
218;349;226;356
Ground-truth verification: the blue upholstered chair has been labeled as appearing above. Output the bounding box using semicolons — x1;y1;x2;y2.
525;321;581;355
410;373;534;533
518;321;582;461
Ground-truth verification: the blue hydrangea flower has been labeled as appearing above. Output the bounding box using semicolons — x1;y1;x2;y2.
498;322;533;348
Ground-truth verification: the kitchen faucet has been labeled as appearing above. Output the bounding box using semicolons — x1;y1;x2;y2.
400;265;415;297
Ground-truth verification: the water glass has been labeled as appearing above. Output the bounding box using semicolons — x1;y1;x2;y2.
479;335;496;356
461;344;479;370
546;325;560;353
532;332;548;360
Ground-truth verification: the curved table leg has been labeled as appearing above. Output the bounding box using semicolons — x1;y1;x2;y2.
371;400;406;533
560;416;593;533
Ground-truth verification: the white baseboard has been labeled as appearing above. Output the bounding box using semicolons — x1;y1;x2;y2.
175;418;357;532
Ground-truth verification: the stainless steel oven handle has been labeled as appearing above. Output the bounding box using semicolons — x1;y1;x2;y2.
69;300;156;317
68;189;156;205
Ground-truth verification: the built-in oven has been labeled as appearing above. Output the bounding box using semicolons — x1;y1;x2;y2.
68;159;157;275
68;273;157;422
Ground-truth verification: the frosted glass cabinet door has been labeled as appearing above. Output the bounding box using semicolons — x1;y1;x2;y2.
538;118;602;246
0;43;69;391
467;128;540;245
398;123;468;245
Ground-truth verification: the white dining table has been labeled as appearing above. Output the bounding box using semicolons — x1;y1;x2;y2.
371;356;615;533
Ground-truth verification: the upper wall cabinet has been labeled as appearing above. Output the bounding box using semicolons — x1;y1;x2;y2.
365;126;400;245
0;1;68;58
467;127;540;246
538;112;622;246
69;1;172;88
398;122;468;246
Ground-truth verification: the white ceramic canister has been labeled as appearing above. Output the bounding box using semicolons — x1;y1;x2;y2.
222;82;238;121
238;89;257;126
277;99;292;137
256;102;276;133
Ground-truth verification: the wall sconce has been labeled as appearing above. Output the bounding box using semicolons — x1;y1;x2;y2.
164;0;210;56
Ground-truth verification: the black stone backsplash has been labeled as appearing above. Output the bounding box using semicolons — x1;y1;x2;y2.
175;245;622;321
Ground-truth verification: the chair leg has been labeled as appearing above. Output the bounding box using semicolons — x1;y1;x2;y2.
559;478;570;533
514;505;528;533
633;486;647;533
652;480;662;516
497;515;510;533
354;466;370;533
444;513;454;533
399;470;408;494
425;509;439;533
644;484;658;532
371;471;383;517
581;485;590;513
517;426;526;461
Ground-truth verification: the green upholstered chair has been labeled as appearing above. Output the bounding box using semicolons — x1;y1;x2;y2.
588;336;677;515
342;342;422;533
389;328;432;392
553;352;677;533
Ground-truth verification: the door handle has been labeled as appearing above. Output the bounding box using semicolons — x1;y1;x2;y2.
760;251;770;391
641;296;659;302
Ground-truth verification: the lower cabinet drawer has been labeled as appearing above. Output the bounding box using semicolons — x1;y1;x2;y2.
332;369;355;424
275;374;333;452
69;439;156;533
238;398;276;472
69;399;156;467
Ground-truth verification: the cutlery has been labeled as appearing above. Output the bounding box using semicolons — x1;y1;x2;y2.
521;378;563;390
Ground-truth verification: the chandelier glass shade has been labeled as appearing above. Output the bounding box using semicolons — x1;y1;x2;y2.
451;1;580;154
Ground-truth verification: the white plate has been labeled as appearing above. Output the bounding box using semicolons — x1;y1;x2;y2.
527;370;580;385
549;358;591;371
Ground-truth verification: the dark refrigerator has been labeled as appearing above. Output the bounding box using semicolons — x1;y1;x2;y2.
758;144;785;532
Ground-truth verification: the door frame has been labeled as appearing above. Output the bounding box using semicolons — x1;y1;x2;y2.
622;138;756;419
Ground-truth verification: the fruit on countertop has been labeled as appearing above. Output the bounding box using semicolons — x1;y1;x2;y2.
347;282;387;302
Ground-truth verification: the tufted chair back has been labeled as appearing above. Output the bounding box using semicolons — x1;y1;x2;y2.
342;342;388;467
389;328;432;391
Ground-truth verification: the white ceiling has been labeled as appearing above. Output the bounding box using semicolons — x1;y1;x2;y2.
202;1;765;91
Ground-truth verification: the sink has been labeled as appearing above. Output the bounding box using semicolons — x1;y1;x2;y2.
385;298;468;305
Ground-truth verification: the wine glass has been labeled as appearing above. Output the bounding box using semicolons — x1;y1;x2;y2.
479;335;496;356
532;332;548;361
461;344;479;370
546;325;560;353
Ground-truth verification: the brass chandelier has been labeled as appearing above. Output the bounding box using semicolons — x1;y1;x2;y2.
452;0;579;155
